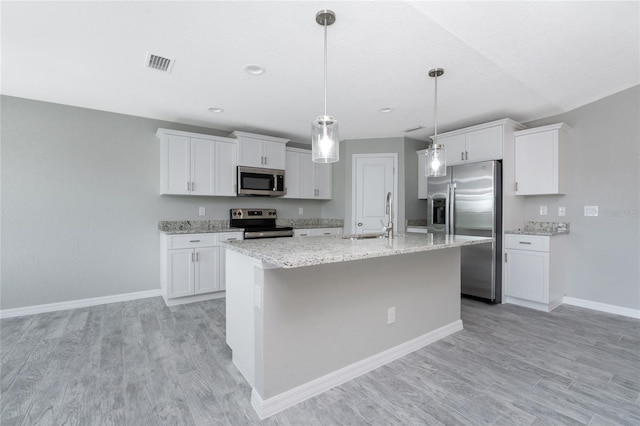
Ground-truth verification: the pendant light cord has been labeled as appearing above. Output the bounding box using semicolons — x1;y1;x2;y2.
433;72;438;145
323;18;328;117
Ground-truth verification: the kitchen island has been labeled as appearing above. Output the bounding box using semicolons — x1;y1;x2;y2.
221;233;492;418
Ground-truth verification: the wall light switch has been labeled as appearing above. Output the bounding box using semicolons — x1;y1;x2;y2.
558;207;566;217
387;307;396;325
584;205;599;217
299;207;303;215
539;206;548;216
199;207;206;216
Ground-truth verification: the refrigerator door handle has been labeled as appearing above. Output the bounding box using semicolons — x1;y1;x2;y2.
447;183;456;234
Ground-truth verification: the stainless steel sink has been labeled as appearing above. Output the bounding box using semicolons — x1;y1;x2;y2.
341;233;385;240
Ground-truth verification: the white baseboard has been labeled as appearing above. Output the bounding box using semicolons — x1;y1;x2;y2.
251;319;463;419
163;291;225;306
0;289;162;319
563;297;640;319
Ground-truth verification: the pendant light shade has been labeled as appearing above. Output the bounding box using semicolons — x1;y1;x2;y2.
312;10;339;163
426;68;446;177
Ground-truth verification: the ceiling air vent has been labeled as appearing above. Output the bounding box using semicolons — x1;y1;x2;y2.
403;125;424;133
145;53;175;73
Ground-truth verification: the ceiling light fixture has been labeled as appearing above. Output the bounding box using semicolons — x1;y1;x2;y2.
426;68;446;177
379;107;394;113
207;107;224;113
312;9;339;163
244;64;265;75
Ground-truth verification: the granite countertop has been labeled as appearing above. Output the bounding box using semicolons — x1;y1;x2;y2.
220;233;493;268
506;221;570;236
158;218;344;234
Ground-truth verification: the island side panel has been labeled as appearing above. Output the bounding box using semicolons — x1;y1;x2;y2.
255;247;461;399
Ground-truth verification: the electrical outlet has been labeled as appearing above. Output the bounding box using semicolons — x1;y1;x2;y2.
558;207;566;217
539;206;548;216
198;207;206;216
299;207;303;215
584;205;599;217
387;307;396;325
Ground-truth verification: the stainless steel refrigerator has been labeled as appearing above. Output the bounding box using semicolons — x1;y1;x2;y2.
426;160;502;303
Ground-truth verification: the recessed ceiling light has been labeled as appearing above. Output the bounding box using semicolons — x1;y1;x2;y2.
207;107;224;113
379;107;394;113
244;64;265;75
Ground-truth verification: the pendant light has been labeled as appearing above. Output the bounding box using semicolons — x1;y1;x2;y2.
312;10;339;163
426;68;446;177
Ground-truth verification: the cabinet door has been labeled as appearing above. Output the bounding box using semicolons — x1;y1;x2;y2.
299;151;315;199
167;249;195;298
417;150;428;199
162;134;191;194
438;134;466;166
191;138;216;195
467;125;503;162
314;162;332;199
515;131;558;195
214;140;238;196
262;140;286;169
194;246;220;294
217;232;243;291
310;228;342;236
283;150;301;198
505;249;549;303
238;137;263;168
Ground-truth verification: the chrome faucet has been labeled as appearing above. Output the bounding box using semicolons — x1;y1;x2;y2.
381;191;394;239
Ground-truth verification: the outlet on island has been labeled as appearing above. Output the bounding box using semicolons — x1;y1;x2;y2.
299;207;303;215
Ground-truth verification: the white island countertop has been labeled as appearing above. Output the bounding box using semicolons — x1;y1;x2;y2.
220;233;492;268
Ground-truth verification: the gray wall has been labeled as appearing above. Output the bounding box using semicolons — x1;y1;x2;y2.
404;137;429;221
0;96;335;310
522;86;639;310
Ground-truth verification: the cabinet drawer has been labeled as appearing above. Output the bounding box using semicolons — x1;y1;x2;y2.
217;232;243;242
168;234;217;249
505;235;549;252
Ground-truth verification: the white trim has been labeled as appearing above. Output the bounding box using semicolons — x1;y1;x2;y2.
504;295;563;313
0;289;162;319
251;319;463;419
163;291;225;306
563;297;640;319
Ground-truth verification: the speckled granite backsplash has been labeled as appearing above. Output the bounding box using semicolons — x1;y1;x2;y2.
406;219;428;227
158;220;232;234
276;218;343;228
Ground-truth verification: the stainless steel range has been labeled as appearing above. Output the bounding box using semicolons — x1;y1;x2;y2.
230;209;294;239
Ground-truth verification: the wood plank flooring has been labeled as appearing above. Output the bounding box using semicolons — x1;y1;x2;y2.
2;297;639;425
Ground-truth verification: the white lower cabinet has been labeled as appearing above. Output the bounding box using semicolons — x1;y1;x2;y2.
160;232;243;305
294;227;342;237
504;234;567;312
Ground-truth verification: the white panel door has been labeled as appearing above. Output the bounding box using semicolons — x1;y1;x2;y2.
353;154;396;234
299;151;315;198
191;138;216;195
238;137;263;167
467;125;503;163
163;134;191;194
194;246;220;294
214;140;237;196
515;131;557;195
167;249;194;298
505;249;549;303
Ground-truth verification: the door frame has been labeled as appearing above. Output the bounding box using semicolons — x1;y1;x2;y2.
351;153;398;234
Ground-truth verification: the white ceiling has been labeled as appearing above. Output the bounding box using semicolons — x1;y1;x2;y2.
2;1;638;143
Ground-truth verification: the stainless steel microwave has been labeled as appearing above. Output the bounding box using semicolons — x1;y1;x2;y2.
237;166;286;197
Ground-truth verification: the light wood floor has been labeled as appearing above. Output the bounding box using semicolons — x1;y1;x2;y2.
2;296;639;425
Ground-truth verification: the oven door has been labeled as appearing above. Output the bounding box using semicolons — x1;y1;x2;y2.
237;167;286;197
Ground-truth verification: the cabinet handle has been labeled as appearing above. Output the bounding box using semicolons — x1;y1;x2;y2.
191;252;195;262
264;156;267;165
515;182;518;191
505;253;508;262
186;182;190;192
465;151;468;160
461;152;464;161
196;252;199;262
519;241;532;245
323;232;331;235
226;238;237;241
189;240;200;243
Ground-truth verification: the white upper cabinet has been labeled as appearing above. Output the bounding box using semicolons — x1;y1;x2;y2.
284;147;332;199
157;128;238;196
230;131;288;170
417;149;429;199
434;123;503;166
514;123;570;195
